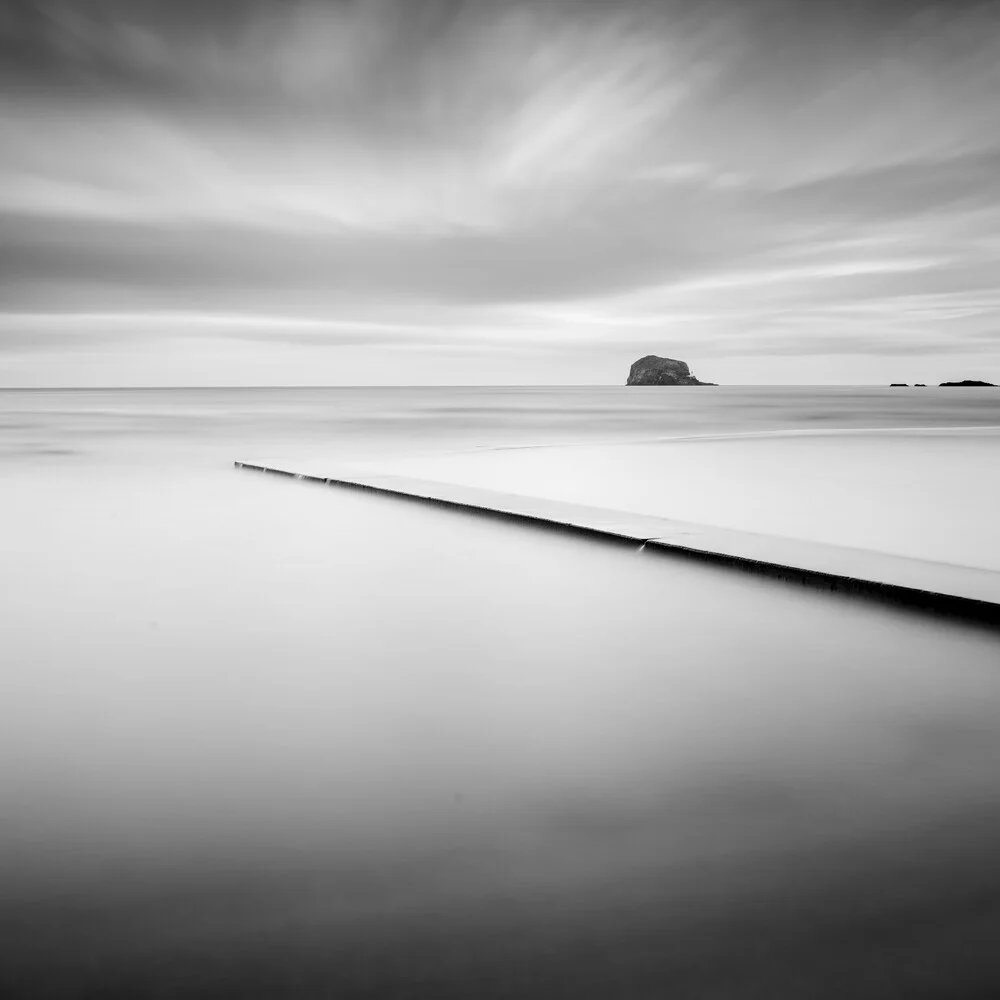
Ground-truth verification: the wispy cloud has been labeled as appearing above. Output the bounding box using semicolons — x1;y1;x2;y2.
1;0;999;384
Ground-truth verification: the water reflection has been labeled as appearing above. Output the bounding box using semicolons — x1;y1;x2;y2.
2;389;1000;997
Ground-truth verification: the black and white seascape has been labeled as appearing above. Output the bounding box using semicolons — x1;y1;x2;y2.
2;3;1000;998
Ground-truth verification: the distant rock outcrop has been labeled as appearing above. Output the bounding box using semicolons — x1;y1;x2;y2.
626;356;715;386
939;379;996;387
890;383;908;387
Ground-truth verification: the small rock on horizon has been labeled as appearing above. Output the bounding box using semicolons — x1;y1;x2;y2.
626;355;715;386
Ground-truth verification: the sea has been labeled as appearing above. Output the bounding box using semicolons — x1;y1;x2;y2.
2;385;1000;998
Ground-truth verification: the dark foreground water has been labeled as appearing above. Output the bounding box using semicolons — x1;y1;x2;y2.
2;387;1000;998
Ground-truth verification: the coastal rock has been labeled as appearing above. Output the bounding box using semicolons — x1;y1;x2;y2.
626;355;715;386
939;379;996;387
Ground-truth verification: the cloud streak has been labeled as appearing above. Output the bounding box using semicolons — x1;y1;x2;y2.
1;0;999;384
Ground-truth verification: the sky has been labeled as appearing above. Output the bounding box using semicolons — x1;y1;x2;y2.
1;0;999;386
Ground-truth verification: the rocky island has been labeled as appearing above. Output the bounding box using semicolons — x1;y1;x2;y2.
626;356;716;386
893;379;994;387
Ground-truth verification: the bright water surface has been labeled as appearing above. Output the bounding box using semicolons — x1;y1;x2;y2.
2;387;1000;998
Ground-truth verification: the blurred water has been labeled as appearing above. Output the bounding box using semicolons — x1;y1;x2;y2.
2;387;1000;998
379;429;1000;570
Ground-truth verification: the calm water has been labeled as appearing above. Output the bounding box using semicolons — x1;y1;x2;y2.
378;430;1000;570
3;387;1000;998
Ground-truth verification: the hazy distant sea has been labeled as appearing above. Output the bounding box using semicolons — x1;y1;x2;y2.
3;386;1000;999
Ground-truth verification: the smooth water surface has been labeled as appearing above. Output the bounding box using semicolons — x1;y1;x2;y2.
379;429;1000;570
3;387;1000;998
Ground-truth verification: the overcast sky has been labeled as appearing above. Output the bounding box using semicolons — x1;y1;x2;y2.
1;0;998;385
